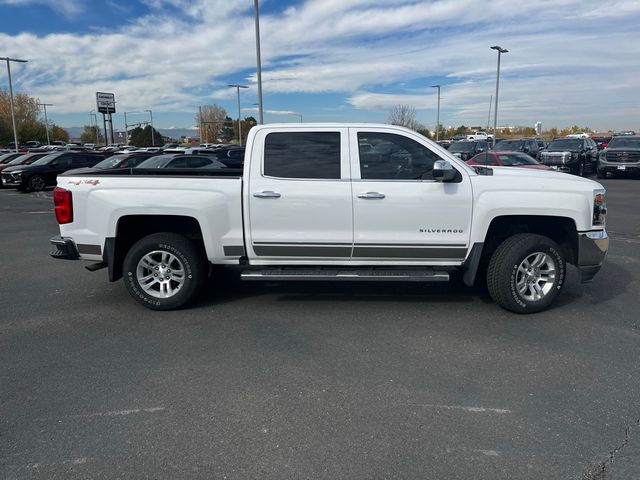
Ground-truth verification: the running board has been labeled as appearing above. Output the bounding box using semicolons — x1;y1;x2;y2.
241;267;449;282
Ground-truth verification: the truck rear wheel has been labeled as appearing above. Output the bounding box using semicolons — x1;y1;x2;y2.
486;233;566;314
122;232;207;310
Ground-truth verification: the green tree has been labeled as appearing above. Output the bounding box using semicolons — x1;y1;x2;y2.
50;124;70;142
129;125;163;147
0;89;41;145
17;121;47;143
196;104;227;143
231;116;257;144
80;125;104;144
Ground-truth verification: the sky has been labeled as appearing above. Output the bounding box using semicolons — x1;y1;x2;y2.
0;0;639;132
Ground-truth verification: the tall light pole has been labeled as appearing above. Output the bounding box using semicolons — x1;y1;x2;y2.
490;45;508;148
289;113;302;123
228;84;249;146
431;85;441;141
89;110;98;144
37;103;53;145
254;0;264;125
145;109;154;146
1;56;28;152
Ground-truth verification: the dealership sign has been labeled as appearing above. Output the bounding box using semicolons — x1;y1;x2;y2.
96;92;116;114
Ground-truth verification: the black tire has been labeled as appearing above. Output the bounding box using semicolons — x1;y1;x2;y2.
123;232;207;310
27;175;46;192
486;233;566;314
574;161;585;177
596;168;606;179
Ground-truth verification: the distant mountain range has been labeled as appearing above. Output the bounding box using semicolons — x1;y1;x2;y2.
64;126;198;140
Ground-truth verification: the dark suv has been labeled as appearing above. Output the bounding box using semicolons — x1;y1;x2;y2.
1;152;105;191
448;140;489;161
538;137;598;175
494;138;540;158
597;136;640;178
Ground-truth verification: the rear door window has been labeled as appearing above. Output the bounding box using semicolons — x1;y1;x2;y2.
264;132;341;179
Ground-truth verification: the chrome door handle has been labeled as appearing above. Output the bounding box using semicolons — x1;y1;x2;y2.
253;190;281;198
357;192;386;199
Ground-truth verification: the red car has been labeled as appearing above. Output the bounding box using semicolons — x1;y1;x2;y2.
467;151;551;170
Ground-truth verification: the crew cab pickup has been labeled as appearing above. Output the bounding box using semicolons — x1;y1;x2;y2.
50;124;609;314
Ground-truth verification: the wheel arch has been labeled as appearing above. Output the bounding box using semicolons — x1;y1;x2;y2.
105;214;205;281
463;215;578;286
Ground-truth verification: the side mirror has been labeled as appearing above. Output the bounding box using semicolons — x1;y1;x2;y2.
433;160;458;182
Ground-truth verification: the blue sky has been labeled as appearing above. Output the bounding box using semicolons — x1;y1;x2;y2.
1;0;639;132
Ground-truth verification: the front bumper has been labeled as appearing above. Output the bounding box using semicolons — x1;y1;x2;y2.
50;236;80;260
1;173;24;187
577;230;609;283
597;160;640;174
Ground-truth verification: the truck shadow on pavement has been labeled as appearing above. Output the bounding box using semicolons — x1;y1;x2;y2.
193;260;630;312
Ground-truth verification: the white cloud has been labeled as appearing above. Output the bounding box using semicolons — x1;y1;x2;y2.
0;0;83;16
1;0;639;129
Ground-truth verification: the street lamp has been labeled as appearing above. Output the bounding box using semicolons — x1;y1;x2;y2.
89;110;98;144
0;56;28;152
490;45;508;148
144;109;154;146
228;84;249;146
431;85;441;141
254;0;264;125
37;103;53;145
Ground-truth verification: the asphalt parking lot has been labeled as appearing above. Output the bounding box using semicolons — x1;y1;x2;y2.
1;178;639;480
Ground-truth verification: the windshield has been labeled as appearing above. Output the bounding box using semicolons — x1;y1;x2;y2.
135;154;177;168
548;139;582;150
449;142;476;153
31;153;63;166
495;140;525;150
8;154;40;165
93;155;128;169
0;153;20;163
607;138;640;149
498;153;539;166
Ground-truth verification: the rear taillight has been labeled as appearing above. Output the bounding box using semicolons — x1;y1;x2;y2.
53;186;73;224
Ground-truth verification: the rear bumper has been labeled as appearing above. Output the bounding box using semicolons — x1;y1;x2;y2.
50;236;80;260
577;230;609;283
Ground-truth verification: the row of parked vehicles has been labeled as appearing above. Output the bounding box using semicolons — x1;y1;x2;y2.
438;134;639;178
2;132;638;192
0;144;246;191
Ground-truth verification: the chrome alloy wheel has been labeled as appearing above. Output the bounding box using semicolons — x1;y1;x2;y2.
136;250;186;299
515;252;557;302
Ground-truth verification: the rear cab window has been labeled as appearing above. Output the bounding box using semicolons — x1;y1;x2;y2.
263;131;342;179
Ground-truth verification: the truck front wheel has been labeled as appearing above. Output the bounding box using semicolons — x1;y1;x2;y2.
122;232;207;310
486;234;566;314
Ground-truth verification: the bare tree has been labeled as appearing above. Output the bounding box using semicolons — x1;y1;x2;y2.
388;104;424;131
196;104;227;143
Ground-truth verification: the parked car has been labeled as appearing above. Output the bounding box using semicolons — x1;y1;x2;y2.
436;140;452;150
448;140;489;160
66;152;158;175
467;151;551;170
0;152;24;165
216;148;245;168
592;136;612;151
534;138;548;150
135;154;227;169
538;137;598;175
1;152;105;191
0;152;49;174
494;138;540;159
596;136;640;178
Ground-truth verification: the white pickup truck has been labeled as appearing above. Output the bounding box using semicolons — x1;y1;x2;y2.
50;124;609;314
